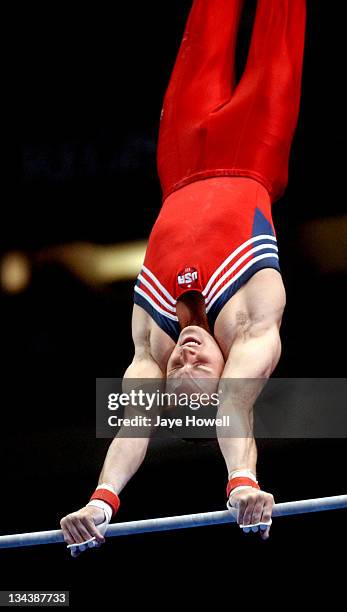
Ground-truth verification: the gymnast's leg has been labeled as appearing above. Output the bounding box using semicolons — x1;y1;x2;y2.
158;0;306;202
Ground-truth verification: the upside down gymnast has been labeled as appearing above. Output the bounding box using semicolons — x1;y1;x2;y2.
61;0;306;553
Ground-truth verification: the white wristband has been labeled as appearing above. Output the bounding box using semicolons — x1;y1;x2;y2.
228;469;258;483
87;499;112;523
95;483;117;495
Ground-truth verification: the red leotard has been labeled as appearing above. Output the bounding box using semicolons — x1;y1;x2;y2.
134;0;306;341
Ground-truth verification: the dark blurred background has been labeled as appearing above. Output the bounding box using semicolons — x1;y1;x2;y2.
2;1;346;606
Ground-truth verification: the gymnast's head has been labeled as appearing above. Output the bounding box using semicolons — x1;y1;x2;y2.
165;325;225;395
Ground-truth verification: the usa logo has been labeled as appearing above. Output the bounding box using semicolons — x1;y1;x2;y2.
177;267;198;287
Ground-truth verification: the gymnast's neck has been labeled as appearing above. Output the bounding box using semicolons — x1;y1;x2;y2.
176;291;210;332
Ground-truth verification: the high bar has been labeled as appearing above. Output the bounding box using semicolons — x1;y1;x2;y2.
0;495;346;550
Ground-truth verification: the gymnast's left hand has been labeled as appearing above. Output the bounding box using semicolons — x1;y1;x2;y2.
227;489;274;540
60;506;108;556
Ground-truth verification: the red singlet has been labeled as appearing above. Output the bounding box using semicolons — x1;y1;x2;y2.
134;0;306;341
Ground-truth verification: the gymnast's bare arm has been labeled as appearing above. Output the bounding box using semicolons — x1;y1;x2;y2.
214;269;286;538
60;307;172;547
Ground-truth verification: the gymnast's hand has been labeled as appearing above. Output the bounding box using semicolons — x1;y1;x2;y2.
60;506;107;556
227;489;274;540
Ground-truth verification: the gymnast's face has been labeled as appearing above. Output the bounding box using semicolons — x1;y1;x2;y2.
166;326;225;391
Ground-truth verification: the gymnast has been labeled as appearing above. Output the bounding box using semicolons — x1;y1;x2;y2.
60;0;306;554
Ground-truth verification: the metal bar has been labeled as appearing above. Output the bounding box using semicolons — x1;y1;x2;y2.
0;495;346;549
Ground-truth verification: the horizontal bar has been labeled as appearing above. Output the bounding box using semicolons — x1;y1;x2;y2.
0;495;346;549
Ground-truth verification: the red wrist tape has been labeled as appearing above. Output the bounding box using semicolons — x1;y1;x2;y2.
90;488;120;516
226;477;260;498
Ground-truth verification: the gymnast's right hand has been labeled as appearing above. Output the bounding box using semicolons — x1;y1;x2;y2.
60;506;107;556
